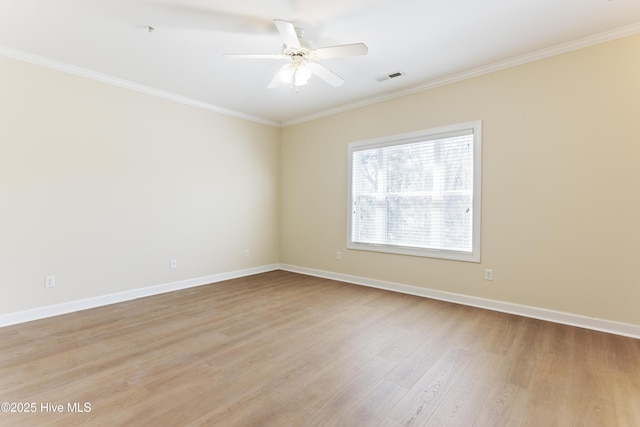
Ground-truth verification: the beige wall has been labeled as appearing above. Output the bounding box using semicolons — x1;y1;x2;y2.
0;56;280;314
281;34;640;325
2;34;639;327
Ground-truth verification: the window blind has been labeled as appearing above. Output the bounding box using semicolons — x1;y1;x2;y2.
349;123;480;261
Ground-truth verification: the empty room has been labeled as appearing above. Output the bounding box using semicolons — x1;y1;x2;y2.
1;1;640;426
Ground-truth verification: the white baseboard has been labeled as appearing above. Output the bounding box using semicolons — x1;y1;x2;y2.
280;264;640;340
4;263;639;339
0;264;279;328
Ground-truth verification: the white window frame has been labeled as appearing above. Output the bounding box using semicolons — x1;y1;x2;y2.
347;121;482;262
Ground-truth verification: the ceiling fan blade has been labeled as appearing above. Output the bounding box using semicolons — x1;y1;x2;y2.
313;43;368;59
307;62;344;87
274;19;301;49
224;53;286;59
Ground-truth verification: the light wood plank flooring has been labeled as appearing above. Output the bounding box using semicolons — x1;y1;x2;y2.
1;270;639;426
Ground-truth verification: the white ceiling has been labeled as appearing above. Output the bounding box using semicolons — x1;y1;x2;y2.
1;0;640;126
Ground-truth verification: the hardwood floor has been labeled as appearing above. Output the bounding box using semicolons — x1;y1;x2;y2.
1;270;639;426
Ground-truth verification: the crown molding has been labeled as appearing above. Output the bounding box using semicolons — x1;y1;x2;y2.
282;21;640;127
0;45;281;128
3;21;639;129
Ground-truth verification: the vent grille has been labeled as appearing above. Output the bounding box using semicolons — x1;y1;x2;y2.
375;71;406;82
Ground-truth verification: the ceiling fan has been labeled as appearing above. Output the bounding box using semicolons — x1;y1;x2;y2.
224;19;368;88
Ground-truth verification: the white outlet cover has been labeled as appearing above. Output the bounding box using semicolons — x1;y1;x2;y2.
45;275;56;288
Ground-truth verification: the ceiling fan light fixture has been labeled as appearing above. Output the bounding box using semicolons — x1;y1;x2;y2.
279;63;312;86
294;65;312;86
279;65;295;83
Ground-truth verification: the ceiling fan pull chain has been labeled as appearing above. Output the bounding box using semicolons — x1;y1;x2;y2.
291;69;301;93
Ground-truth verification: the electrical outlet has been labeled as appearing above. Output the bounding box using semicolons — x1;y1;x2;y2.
45;275;56;288
484;269;494;281
336;251;342;261
243;249;250;258
170;259;177;269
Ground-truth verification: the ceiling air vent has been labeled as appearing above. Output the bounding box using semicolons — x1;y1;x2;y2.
375;71;405;82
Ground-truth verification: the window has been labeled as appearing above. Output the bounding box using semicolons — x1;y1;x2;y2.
348;121;481;262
